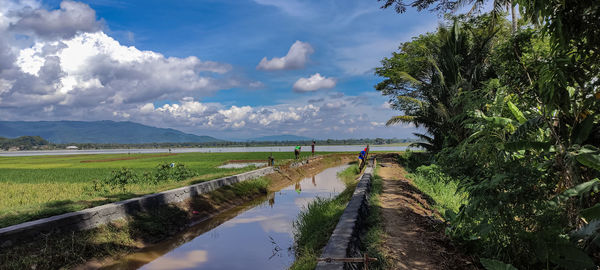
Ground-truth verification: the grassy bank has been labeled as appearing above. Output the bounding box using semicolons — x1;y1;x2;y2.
361;168;387;269
290;164;360;270
0;177;270;270
406;164;468;217
0;152;318;228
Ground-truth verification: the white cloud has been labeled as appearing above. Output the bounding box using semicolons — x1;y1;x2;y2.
3;31;237;109
252;0;310;17
257;40;313;71
123;91;418;139
293;73;336;92
9;0;102;39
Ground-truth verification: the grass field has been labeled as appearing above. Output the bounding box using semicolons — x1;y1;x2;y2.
0;151;318;228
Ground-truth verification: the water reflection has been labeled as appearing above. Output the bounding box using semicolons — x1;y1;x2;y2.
268;193;275;208
102;165;349;270
145;250;207;270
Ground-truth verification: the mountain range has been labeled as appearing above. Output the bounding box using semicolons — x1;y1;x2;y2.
0;121;222;144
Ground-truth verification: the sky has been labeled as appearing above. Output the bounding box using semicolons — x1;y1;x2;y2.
0;0;442;140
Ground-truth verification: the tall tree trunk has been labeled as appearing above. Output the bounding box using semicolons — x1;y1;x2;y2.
510;1;517;33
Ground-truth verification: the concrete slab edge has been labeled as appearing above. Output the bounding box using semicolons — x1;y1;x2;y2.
316;159;374;270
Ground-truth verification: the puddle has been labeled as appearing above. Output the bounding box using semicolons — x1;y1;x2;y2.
101;164;350;270
217;162;267;169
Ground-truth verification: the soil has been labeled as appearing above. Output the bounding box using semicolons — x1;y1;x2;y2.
375;153;478;270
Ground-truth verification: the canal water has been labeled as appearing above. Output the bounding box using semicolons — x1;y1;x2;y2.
101;164;350;270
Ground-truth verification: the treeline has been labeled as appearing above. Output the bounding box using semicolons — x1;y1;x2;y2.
0;137;411;150
54;138;409;149
0;136;49;150
377;1;599;269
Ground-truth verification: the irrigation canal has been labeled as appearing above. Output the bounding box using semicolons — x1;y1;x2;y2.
100;164;351;270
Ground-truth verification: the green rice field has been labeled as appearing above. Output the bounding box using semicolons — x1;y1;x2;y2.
0;151;317;228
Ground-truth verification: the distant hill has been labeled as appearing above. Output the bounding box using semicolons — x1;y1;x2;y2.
0;121;222;144
247;135;313;142
0;136;49;150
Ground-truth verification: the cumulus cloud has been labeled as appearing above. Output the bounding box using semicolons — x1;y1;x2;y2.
0;28;238;117
134;97;319;131
293;73;336;92
256;40;313;71
9;0;102;39
117;91;414;139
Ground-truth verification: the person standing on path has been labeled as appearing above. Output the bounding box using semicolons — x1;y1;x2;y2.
294;145;301;160
358;149;366;170
311;140;315;156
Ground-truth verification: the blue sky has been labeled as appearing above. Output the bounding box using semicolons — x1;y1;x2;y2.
0;0;442;139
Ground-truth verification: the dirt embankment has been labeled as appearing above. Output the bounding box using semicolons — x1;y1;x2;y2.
376;153;478;270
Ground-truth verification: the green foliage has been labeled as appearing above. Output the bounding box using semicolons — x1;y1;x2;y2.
0;136;49;150
397;149;431;172
230;177;270;196
480;258;517;270
336;164;360;185
375;14;509;152
361;171;387;269
376;4;600;268
94;163;197;192
408;164;468;216
129;205;189;242
104;167;137;191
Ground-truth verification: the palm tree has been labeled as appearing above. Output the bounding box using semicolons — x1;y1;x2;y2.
376;17;501;152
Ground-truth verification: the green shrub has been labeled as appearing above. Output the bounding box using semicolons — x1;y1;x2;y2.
98;167;137;191
397;150;431;172
154;162;172;182
154;162;196;182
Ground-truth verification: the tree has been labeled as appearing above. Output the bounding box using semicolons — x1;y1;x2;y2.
375;15;506;151
379;0;519;33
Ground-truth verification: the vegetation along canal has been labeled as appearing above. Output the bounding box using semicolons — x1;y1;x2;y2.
100;164;350;269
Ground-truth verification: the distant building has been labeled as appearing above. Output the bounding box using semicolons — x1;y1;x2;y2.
66;146;78;150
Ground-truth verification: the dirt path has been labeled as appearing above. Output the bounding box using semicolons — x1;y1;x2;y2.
376;154;477;270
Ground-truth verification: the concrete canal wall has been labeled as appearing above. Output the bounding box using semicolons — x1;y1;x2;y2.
0;166;275;248
316;159;375;270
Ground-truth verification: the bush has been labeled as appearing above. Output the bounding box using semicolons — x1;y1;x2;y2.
397;150;431;172
92;163;196;193
155;162;196;182
95;167;137;192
